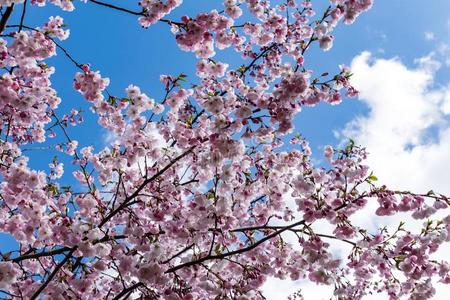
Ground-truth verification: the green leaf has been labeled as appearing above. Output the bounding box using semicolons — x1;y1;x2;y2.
120;97;134;105
186;114;193;126
368;174;378;182
214;243;222;255
178;74;187;81
345;138;355;152
61;185;71;193
108;96;117;105
345;72;354;79
47;184;58;196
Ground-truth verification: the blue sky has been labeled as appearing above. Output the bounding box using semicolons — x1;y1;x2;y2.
5;0;449;168
2;0;450;298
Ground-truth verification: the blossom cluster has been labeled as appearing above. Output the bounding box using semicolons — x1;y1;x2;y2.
138;0;183;27
4;1;450;300
174;10;236;58
0;22;63;144
40;15;70;40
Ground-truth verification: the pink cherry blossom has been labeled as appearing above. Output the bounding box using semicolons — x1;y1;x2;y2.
0;1;448;299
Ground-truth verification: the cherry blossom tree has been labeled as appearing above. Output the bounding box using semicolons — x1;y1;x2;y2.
0;0;449;299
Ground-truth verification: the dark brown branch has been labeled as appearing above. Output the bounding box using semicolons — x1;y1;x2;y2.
179;178;199;186
0;4;13;34
18;0;27;32
308;232;357;247
239;43;278;78
30;247;76;300
165;219;306;273
208;215;218;256
127;146;195;201
93;234;127;244
230;224;286;233
12;247;72;263
88;0;184;27
71;256;83;272
50;36;84;70
0;290;20;298
232;225;357;247
50;111;94;192
162;243;195;264
112;282;143;300
88;0;144;16
166;188;376;273
7;25;84;70
189;109;205;128
99;146;196;227
295;6;332;72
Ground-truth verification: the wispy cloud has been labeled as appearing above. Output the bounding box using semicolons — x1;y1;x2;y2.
335;50;450;299
263;49;450;299
424;31;435;41
340;51;450;195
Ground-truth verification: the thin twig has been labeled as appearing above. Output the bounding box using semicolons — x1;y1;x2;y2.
29;247;76;300
165;219;306;273
89;0;143;16
162;243;195;264
7;25;84;70
112;282;143;300
12;247;72;263
239;43;278;78
99;146;196;227
18;0;27;32
0;4;13;34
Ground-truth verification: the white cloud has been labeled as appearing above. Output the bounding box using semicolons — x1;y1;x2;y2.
424;31;435;41
262;278;333;300
341;51;450;195
263;51;450;299
339;51;450;238
334;51;450;239
336;51;450;299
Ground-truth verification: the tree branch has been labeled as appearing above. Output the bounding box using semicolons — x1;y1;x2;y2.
88;0;143;16
12;247;72;263
0;4;13;34
239;43;278;78
162;243;195;264
112;282;143;300
7;25;84;70
18;0;27;32
166;189;376;273
30;247;76;300
98;146;196;227
87;0;184;26
165;219;306;273
232;225;357;247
